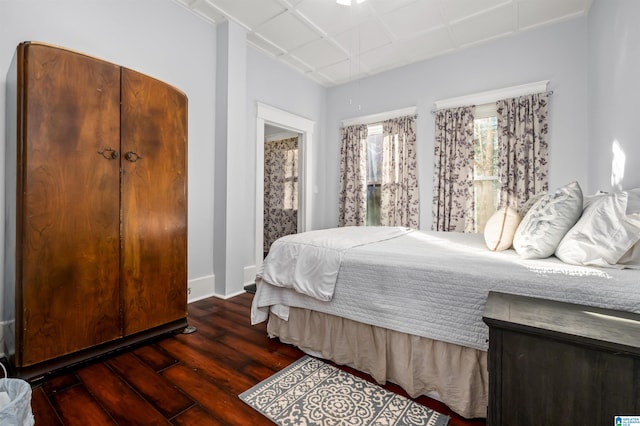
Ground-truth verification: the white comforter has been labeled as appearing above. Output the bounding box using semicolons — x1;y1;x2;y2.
259;226;413;301
252;228;640;351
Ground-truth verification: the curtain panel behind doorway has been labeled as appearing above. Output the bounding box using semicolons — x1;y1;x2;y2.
264;137;299;253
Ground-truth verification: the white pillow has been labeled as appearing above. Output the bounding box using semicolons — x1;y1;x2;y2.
484;206;521;251
626;188;640;214
619;239;640;269
513;181;583;259
620;188;640;268
519;192;546;218
583;191;608;209
556;190;640;267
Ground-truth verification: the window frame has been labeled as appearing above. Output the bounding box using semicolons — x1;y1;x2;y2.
366;123;383;226
472;102;499;233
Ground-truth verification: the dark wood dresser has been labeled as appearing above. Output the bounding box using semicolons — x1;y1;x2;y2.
483;291;640;426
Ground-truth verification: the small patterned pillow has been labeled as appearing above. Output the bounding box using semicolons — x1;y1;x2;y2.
484;206;521;251
513;181;583;259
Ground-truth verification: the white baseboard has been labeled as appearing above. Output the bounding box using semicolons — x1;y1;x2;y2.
189;269;255;302
244;264;258;286
211;289;247;300
188;274;216;303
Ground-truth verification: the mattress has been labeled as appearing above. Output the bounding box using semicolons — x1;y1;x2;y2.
252;229;640;351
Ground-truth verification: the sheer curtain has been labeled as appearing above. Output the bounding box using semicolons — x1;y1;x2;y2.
432;106;476;232
496;92;550;209
380;115;419;228
264;137;298;253
339;124;368;227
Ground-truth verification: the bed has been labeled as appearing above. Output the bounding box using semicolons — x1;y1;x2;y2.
251;187;640;419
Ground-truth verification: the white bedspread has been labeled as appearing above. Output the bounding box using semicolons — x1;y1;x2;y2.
252;228;640;351
259;226;413;301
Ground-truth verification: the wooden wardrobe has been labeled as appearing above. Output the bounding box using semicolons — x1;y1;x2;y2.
4;42;188;380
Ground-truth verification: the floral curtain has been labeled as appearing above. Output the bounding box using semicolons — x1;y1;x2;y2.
432;106;476;232
496;92;550;210
264;137;298;253
339;124;368;227
380;115;419;228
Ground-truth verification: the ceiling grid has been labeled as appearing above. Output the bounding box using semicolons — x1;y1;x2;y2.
173;0;593;87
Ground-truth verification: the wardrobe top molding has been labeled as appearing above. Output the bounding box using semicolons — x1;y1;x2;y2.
17;41;188;98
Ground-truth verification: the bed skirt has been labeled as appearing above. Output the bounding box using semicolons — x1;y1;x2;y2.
267;307;488;419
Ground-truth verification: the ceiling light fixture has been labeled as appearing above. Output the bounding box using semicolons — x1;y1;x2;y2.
336;0;366;5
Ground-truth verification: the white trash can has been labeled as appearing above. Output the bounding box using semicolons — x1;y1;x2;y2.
0;363;34;426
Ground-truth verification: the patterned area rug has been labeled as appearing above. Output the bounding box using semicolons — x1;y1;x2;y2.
239;355;450;426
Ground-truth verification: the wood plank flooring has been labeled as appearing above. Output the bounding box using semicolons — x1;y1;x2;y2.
27;292;486;426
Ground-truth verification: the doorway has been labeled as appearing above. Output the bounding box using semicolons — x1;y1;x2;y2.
263;126;300;257
255;103;315;268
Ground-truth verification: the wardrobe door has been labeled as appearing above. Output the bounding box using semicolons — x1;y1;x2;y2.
120;68;188;336
16;43;122;366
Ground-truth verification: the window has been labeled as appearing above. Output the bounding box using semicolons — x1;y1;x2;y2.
473;103;499;233
282;144;298;211
339;107;418;228
366;124;383;226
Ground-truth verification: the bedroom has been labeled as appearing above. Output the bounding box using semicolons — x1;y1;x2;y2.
0;0;639;424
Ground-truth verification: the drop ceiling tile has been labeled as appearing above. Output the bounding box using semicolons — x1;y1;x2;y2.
191;0;226;23
175;0;198;7
247;33;287;56
333;19;394;55
450;3;514;46
280;54;314;73
202;0;286;29
318;58;366;83
381;0;448;39
357;41;410;73
367;0;422;15
306;71;335;87
255;12;322;52
440;0;511;22
296;0;374;36
517;0;591;30
402;26;455;62
290;38;349;69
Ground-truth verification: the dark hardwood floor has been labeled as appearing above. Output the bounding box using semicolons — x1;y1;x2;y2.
27;292;486;426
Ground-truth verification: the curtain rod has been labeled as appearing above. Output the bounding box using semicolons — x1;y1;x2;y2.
341;106;417;127
430;80;552;114
430;90;554;115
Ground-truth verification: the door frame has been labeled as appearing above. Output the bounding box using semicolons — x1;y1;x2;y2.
255;102;314;268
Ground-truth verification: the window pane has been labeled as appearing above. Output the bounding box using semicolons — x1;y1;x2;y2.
367;132;382;183
474;179;499;233
367;184;381;226
473;116;499;233
366;125;383;226
473;117;498;178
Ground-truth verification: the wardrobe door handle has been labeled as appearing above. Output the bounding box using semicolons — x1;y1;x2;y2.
124;151;142;162
98;148;118;160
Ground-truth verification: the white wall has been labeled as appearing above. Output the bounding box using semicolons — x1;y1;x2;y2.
244;47;326;276
588;0;640;192
213;20;250;298
324;18;589;230
0;1;217;301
